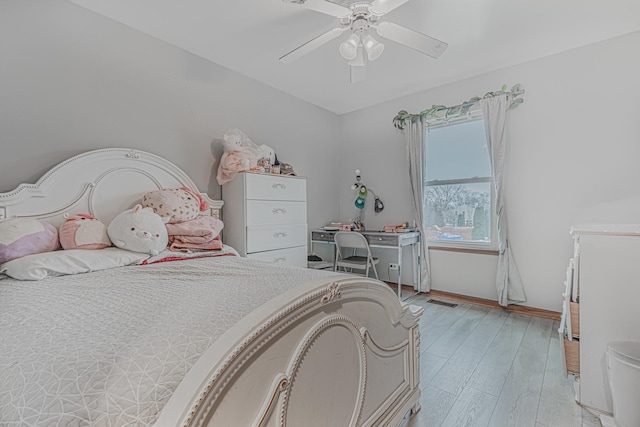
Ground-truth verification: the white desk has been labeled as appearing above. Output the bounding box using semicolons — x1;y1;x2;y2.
310;229;421;299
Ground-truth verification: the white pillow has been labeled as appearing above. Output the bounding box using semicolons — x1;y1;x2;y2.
0;248;149;281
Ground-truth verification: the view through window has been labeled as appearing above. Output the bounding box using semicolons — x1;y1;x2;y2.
424;119;494;246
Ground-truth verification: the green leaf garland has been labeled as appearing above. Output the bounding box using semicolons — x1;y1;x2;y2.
393;84;525;130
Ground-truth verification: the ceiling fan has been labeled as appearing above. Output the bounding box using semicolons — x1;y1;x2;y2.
279;0;448;83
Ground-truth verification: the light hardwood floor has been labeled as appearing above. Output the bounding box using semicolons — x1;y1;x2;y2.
401;292;602;427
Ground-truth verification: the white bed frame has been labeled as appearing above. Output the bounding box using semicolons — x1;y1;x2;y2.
0;148;424;427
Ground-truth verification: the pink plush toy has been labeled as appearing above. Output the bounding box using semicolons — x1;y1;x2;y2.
59;213;111;250
216;128;259;185
142;187;208;224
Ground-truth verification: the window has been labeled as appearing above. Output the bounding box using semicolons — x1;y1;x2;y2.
424;118;494;248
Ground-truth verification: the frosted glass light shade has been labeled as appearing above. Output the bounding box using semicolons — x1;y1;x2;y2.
339;34;360;60
348;45;365;66
363;35;384;61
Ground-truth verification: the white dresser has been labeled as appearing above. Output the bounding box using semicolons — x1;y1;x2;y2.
561;224;640;416
222;172;307;268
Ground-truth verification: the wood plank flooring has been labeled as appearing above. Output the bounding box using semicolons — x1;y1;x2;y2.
401;293;602;427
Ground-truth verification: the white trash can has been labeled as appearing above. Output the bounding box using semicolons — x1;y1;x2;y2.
604;341;640;427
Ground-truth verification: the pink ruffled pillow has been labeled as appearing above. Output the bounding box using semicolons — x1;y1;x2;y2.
0;218;60;264
59;214;111;250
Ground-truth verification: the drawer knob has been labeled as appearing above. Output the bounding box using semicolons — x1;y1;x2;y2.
272;208;287;215
272;183;287;190
273;231;288;238
274;257;287;263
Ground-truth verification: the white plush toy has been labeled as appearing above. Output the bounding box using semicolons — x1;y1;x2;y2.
257;144;276;164
107;205;170;255
216;128;259;185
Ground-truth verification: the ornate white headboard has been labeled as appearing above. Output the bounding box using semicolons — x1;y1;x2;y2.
0;148;223;227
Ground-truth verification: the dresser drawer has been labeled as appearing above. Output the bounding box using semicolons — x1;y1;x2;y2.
365;233;398;246
247;223;307;253
311;230;336;242
246;246;307;268
246;173;306;201
246;200;306;226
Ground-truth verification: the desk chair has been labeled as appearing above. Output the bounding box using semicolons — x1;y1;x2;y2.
333;231;379;279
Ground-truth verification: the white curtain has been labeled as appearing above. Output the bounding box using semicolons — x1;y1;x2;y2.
404;117;430;292
481;96;526;306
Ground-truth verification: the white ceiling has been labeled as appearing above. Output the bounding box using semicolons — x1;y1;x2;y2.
69;0;640;115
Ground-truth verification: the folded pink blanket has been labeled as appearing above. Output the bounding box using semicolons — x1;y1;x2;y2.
166;216;224;252
169;236;223;252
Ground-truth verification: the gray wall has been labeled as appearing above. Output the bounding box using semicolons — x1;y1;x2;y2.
339;30;640;311
3;1;640;312
0;0;342;232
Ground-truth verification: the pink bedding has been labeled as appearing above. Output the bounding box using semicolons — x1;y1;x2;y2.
166;215;224;252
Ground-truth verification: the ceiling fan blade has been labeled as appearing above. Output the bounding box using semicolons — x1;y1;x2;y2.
283;0;352;18
279;27;347;63
350;64;367;84
369;0;411;15
376;21;448;58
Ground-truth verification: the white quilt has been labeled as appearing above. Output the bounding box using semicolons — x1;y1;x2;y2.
0;256;337;426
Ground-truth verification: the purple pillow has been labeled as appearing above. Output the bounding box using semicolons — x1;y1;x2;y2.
0;219;60;264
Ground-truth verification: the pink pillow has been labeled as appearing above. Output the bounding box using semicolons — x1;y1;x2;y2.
59;214;111;250
0;218;60;264
142;187;208;224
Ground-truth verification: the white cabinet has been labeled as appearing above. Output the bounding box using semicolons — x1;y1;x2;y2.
565;224;640;415
222;172;307;268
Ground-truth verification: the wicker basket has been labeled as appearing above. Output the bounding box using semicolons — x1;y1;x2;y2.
570;302;580;336
564;338;580;374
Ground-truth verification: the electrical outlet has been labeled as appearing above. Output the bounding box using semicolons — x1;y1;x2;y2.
389;263;399;270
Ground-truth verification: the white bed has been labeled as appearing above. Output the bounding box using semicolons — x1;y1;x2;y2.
0;148;423;427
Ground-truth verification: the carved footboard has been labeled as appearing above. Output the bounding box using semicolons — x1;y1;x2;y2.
156;276;424;427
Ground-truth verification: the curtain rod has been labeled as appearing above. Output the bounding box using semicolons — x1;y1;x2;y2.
392;84;525;130
426;108;483;130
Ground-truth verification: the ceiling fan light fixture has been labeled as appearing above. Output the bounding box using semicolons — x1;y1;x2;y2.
280;0;449;83
363;35;384;61
339;34;360;60
348;44;366;67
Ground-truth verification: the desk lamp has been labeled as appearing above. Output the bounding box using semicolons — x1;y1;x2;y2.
351;169;384;229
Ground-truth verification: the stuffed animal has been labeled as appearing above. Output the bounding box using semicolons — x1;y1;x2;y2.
59;213;111;250
0;218;60;264
216;128;259;185
107;205;170;255
279;162;296;176
257;144;276;164
142;187;208;224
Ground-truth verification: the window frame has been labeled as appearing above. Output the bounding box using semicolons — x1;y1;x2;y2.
423;117;497;251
